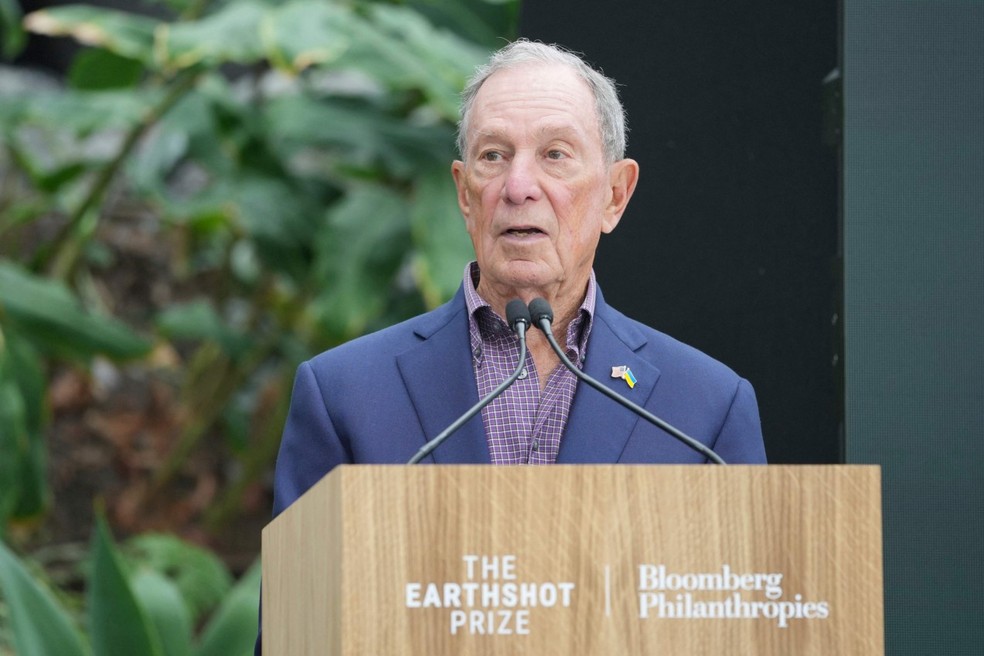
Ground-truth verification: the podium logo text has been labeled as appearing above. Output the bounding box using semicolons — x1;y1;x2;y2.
405;554;576;636
637;564;830;628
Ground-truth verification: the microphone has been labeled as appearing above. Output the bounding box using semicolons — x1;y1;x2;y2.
527;298;727;465
407;299;532;464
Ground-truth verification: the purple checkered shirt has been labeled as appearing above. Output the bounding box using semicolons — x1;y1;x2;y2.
463;262;596;464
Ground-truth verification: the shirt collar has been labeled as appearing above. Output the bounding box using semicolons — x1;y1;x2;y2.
463;261;596;358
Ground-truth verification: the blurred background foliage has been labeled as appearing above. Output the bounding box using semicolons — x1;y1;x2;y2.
0;0;517;652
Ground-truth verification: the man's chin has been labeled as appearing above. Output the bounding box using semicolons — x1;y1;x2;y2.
491;262;553;288
476;268;565;306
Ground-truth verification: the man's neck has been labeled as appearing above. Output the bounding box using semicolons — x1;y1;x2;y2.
475;284;586;336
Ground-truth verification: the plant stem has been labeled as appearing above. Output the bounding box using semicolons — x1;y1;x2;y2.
149;278;287;493
46;69;201;281
203;371;290;531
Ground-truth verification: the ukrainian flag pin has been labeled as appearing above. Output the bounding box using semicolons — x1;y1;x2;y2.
610;365;637;389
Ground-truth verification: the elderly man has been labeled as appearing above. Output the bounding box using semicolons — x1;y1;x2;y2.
270;39;766;515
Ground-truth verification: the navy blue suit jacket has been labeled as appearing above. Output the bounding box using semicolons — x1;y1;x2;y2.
271;286;766;517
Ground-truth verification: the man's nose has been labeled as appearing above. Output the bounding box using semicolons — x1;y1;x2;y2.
501;153;543;204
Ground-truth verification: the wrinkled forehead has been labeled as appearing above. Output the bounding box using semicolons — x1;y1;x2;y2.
466;63;603;146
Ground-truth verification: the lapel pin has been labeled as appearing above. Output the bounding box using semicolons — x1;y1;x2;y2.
611;365;637;389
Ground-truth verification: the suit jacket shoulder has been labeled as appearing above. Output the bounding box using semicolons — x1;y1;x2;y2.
271;288;482;514
558;291;766;465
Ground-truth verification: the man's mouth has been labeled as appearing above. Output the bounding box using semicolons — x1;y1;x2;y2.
505;227;544;237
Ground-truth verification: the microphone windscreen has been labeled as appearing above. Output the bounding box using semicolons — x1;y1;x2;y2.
528;298;554;324
506;299;532;328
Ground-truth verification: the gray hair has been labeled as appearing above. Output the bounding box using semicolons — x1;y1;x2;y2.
456;39;627;164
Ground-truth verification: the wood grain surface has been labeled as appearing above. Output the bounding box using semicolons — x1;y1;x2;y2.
263;465;883;655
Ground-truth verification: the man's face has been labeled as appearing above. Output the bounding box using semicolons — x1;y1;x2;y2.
452;63;637;306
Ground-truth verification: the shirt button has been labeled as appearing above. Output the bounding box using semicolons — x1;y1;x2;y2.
473;346;482;360
518;368;528;380
531;440;539;452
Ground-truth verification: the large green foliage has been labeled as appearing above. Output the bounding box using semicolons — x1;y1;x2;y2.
1;4;514;651
0;517;261;656
0;0;515;534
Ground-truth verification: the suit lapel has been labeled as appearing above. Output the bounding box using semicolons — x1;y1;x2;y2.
557;296;662;463
396;290;491;464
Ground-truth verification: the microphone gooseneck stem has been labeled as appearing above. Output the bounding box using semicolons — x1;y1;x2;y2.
534;317;727;465
407;321;528;465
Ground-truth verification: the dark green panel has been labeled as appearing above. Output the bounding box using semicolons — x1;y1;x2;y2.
844;2;984;654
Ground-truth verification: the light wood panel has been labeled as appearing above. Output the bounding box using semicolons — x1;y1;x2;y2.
263;465;882;655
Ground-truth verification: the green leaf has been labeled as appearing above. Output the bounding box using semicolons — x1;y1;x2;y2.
0;328;49;524
88;514;164;656
370;4;487;117
127;123;190;197
0;262;152;361
0;378;29;536
0;540;90;656
0;326;45;438
23;4;158;63
124;533;233;621
0;378;29;526
404;0;519;49
261;0;356;72
156;300;251;359
326;5;486;120
141;0;198;13
0;409;47;522
14;87;156;136
228;175;321;278
411;167;473;308
3;89;153;202
130;569;193;656
192;561;261;656
127;88;219;197
69;48;145;90
0;0;26;60
158;0;268;69
36;162;90;195
264;94;455;178
311;184;410;338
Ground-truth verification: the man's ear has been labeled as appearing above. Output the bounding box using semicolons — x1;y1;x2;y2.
602;158;640;233
451;160;471;220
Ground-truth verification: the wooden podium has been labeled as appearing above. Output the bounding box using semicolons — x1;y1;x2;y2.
262;465;883;655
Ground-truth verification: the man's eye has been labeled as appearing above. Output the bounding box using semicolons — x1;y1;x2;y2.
546;150;566;160
480;151;502;162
